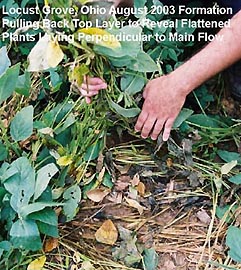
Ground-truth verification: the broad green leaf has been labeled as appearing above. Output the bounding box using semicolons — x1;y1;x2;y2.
228;174;241;184
217;150;241;163
0;63;20;104
94;26;142;58
120;72;146;95
0;241;11;259
34;163;59;201
226;226;241;262
10;105;34;142
128;51;158;72
0;46;11;76
10;219;42;251
134;0;147;9
168;48;178;61
37;221;58;237
27;255;46;270
63;185;81;221
187;114;227;128
173;108;194;129
15;72;31;96
28;208;58;226
109;100;140;118
19;202;62;218
143;248;159;270
4;157;35;213
221;160;237;175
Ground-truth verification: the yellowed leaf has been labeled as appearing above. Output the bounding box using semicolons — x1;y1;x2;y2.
78;28;121;49
57;156;73;166
86;188;110;202
125;197;144;215
27;255;46;270
137;182;146;196
221;160;237;175
47;38;64;68
44;237;58;253
95;219;118;245
28;34;64;72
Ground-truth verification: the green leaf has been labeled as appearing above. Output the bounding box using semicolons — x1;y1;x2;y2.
15;72;31;96
216;205;236;224
173;108;194;129
4;157;35;213
128;51;158;72
0;63;20;104
28;208;58;226
10;105;34;142
0;46;11;76
228;174;241;184
63;185;81;221
226;226;241;262
109;100;140;118
37;221;58;237
84;140;102;161
168;48;178;61
55;114;76;135
143;248;159;270
120;72;146;96
0;142;8;161
10;219;42;251
19;202;62;218
0;241;12;258
217;150;241;163
94;26;142;58
187;114;227;128
34;163;59;201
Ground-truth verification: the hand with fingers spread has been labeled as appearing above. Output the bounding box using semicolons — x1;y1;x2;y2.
80;76;107;104
135;74;187;141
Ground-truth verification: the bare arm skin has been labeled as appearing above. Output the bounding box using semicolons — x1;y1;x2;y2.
135;10;241;141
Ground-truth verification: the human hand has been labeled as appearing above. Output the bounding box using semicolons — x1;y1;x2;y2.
135;74;187;141
80;76;107;104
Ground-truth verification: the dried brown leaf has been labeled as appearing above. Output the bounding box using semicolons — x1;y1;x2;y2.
95;219;118;245
131;173;140;186
196;209;211;225
86;188;110;203
125;197;144;215
44;237;58;253
137;182;146;196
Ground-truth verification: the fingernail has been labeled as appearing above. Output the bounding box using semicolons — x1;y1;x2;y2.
101;83;107;89
163;135;169;141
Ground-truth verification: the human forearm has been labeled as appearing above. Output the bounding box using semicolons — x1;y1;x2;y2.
172;10;241;95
